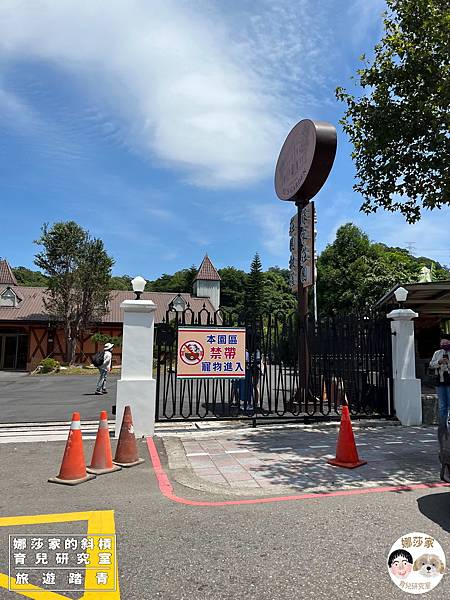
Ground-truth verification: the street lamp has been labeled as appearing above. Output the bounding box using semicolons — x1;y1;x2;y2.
131;276;146;300
394;286;408;308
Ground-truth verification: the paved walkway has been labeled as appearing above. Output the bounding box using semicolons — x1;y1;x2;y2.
160;422;443;496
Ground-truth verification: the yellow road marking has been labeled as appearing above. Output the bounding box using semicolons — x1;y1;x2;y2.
0;510;120;598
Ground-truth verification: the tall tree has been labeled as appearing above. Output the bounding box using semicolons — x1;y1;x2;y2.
218;266;247;314
336;0;449;223
34;221;114;364
265;267;296;313
243;253;267;320
317;223;449;315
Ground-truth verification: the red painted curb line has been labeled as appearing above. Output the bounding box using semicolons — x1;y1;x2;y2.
146;438;450;507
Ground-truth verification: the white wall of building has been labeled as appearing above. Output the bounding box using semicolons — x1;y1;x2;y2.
193;280;220;311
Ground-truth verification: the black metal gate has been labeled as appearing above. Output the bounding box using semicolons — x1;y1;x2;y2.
155;308;394;423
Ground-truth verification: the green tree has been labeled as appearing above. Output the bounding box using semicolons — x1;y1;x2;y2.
243;253;267;320
34;221;114;364
218;266;247;314
336;0;449;223
12;267;48;287
316;223;449;315
109;275;132;291
265;267;296;313
147;266;198;293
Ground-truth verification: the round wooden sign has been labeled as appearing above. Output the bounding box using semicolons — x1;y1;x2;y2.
274;119;337;201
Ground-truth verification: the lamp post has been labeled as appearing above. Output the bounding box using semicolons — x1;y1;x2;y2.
115;275;157;438
387;285;421;425
131;276;146;300
394;286;408;308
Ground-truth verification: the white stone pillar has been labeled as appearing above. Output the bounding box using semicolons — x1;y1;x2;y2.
115;299;156;438
387;308;422;426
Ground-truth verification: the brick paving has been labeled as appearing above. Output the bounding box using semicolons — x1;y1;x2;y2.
173;423;443;493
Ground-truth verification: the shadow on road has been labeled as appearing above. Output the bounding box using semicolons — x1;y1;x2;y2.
417;491;450;532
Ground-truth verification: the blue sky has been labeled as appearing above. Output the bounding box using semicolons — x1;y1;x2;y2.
1;0;449;280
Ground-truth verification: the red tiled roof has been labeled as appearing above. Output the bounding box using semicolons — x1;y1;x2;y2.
0;259;18;286
194;255;221;282
0;286;217;324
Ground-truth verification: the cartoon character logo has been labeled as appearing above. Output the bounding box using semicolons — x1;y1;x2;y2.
413;554;445;578
389;549;413;580
387;532;446;594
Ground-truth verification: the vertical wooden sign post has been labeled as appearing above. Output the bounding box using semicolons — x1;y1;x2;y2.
274;119;337;408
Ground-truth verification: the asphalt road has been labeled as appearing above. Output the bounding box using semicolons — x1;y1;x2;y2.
0;368;360;425
1;438;450;599
0;373;119;423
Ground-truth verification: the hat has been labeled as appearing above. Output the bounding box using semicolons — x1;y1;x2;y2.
104;342;114;350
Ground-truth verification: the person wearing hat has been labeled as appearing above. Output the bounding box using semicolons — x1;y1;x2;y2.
95;342;114;395
430;338;450;423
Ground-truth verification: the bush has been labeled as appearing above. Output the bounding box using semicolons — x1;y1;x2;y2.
39;358;60;373
91;333;122;346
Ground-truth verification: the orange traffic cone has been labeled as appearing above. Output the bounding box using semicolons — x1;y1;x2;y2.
113;406;144;468
328;394;367;469
87;411;122;475
49;412;96;485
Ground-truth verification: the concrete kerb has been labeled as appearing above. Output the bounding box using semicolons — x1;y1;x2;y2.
156;435;300;498
154;418;417;498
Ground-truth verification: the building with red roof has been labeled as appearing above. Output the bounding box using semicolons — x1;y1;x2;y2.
0;256;221;370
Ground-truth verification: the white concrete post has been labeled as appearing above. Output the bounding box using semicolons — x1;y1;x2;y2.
115;299;156;438
387;307;422;426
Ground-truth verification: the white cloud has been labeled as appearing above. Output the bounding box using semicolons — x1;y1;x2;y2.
323;194;450;266
347;0;386;48
0;0;334;188
0;86;35;128
249;202;294;257
361;210;450;265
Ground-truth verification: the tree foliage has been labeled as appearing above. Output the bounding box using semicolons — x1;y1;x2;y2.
146;266;198;293
109;275;132;291
317;223;449;315
243;253;267;320
34;221;114;364
12;266;48;287
265;267;296;313
336;0;450;222
218;266;247;313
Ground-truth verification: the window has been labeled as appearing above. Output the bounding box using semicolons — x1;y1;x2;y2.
0;287;17;307
171;295;186;312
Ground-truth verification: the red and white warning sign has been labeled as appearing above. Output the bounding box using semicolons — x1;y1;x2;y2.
176;327;246;379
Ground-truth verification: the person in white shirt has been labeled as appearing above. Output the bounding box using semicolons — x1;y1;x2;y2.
95;342;114;395
429;338;450;422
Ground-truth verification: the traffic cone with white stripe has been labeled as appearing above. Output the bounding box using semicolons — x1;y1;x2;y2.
49;412;96;485
113;405;144;468
87;411;122;475
328;386;367;469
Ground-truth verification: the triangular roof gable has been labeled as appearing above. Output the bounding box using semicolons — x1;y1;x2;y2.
194;255;221;282
0;259;18;286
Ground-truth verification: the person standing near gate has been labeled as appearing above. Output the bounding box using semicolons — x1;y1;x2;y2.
240;347;262;412
93;342;114;395
429;338;450;423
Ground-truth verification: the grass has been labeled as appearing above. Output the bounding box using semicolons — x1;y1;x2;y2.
32;367;122;376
